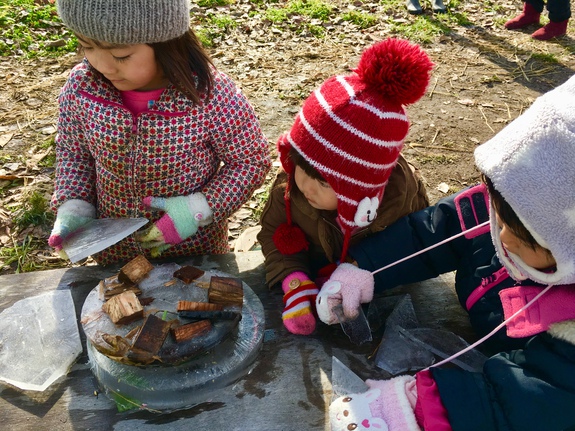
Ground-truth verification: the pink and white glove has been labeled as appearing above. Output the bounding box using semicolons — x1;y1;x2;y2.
137;192;213;257
315;263;374;325
48;199;96;257
330;376;420;431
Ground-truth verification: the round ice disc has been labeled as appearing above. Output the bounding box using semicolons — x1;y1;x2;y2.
82;263;246;365
86;267;265;412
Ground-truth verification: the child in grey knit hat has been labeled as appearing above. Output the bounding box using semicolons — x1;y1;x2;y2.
49;0;271;264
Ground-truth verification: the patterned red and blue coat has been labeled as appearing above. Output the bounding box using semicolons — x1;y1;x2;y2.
52;60;271;265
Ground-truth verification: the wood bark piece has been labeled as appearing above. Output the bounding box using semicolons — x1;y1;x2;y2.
101;290;144;325
208;276;243;307
177;300;223;312
98;274;141;301
172;320;212;343
118;255;153;284
128;314;172;363
100;333;131;357
194;280;210;290
173;265;205;284
178;310;241;320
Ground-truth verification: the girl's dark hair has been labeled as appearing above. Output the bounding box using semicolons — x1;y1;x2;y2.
483;174;542;251
79;29;213;104
289;147;326;182
150;29;214;104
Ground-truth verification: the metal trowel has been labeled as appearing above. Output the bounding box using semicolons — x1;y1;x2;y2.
62;217;149;263
332;304;372;345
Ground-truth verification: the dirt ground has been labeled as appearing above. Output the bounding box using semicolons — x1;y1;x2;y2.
1;0;575;273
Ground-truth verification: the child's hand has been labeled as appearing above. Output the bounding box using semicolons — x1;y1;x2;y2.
330;376;419;431
281;272;319;335
48;199;96;258
316;263;374;324
137;192;213;257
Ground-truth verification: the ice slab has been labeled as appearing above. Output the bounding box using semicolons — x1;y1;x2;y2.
0;290;82;391
333;305;372;345
374;294;435;374
398;327;488;372
331;356;368;400
62;217;148;263
373;294;488;374
87;268;265;412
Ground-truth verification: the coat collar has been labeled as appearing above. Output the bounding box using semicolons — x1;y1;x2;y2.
76;59;198;114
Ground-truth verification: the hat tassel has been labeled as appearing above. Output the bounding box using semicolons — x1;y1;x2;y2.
273;222;309;255
273;186;309;255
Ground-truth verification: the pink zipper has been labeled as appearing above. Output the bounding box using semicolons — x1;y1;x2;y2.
465;267;510;311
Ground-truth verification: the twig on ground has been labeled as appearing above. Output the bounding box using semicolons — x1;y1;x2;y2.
461;62;469;77
478;106;494;133
431;129;440;145
409;143;473;153
428;76;439;99
514;53;532;82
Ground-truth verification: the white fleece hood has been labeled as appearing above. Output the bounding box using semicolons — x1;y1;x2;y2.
474;75;575;286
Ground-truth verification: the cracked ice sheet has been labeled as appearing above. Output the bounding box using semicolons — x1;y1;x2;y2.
0;290;82;391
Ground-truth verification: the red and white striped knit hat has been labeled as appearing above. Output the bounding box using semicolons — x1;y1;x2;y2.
273;38;433;261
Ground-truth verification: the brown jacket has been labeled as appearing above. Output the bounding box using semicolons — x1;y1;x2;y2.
257;155;429;287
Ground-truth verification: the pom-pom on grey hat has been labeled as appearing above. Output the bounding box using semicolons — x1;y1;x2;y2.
57;0;191;45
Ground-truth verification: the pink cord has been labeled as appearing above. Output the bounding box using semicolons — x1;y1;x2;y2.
426;284;553;369
371;220;490;276
366;220;552;369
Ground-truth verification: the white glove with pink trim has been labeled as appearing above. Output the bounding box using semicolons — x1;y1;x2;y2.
315;263;375;325
330;376;420;431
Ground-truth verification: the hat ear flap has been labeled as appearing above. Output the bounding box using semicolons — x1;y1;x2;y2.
277;133;294;173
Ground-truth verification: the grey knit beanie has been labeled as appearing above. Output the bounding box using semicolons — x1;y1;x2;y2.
57;0;191;44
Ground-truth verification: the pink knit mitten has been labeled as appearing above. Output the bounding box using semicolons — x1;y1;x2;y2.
315;263;374;325
330;376;420;431
281;272;319;335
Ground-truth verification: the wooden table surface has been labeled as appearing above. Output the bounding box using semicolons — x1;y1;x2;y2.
0;251;477;431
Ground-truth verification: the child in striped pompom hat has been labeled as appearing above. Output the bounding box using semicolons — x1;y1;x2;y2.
257;38;433;335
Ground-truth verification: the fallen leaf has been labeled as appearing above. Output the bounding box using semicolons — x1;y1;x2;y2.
437;182;450;194
457;99;475;106
0;132;14;148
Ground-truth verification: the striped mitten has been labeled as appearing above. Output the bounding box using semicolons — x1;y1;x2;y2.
138;192;212;257
48;199;96;253
281;272;319;335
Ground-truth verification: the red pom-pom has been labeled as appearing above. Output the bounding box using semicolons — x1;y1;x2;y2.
273;223;309;255
355;38;434;105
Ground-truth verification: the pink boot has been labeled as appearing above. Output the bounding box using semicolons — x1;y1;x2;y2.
531;19;569;40
504;2;541;29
